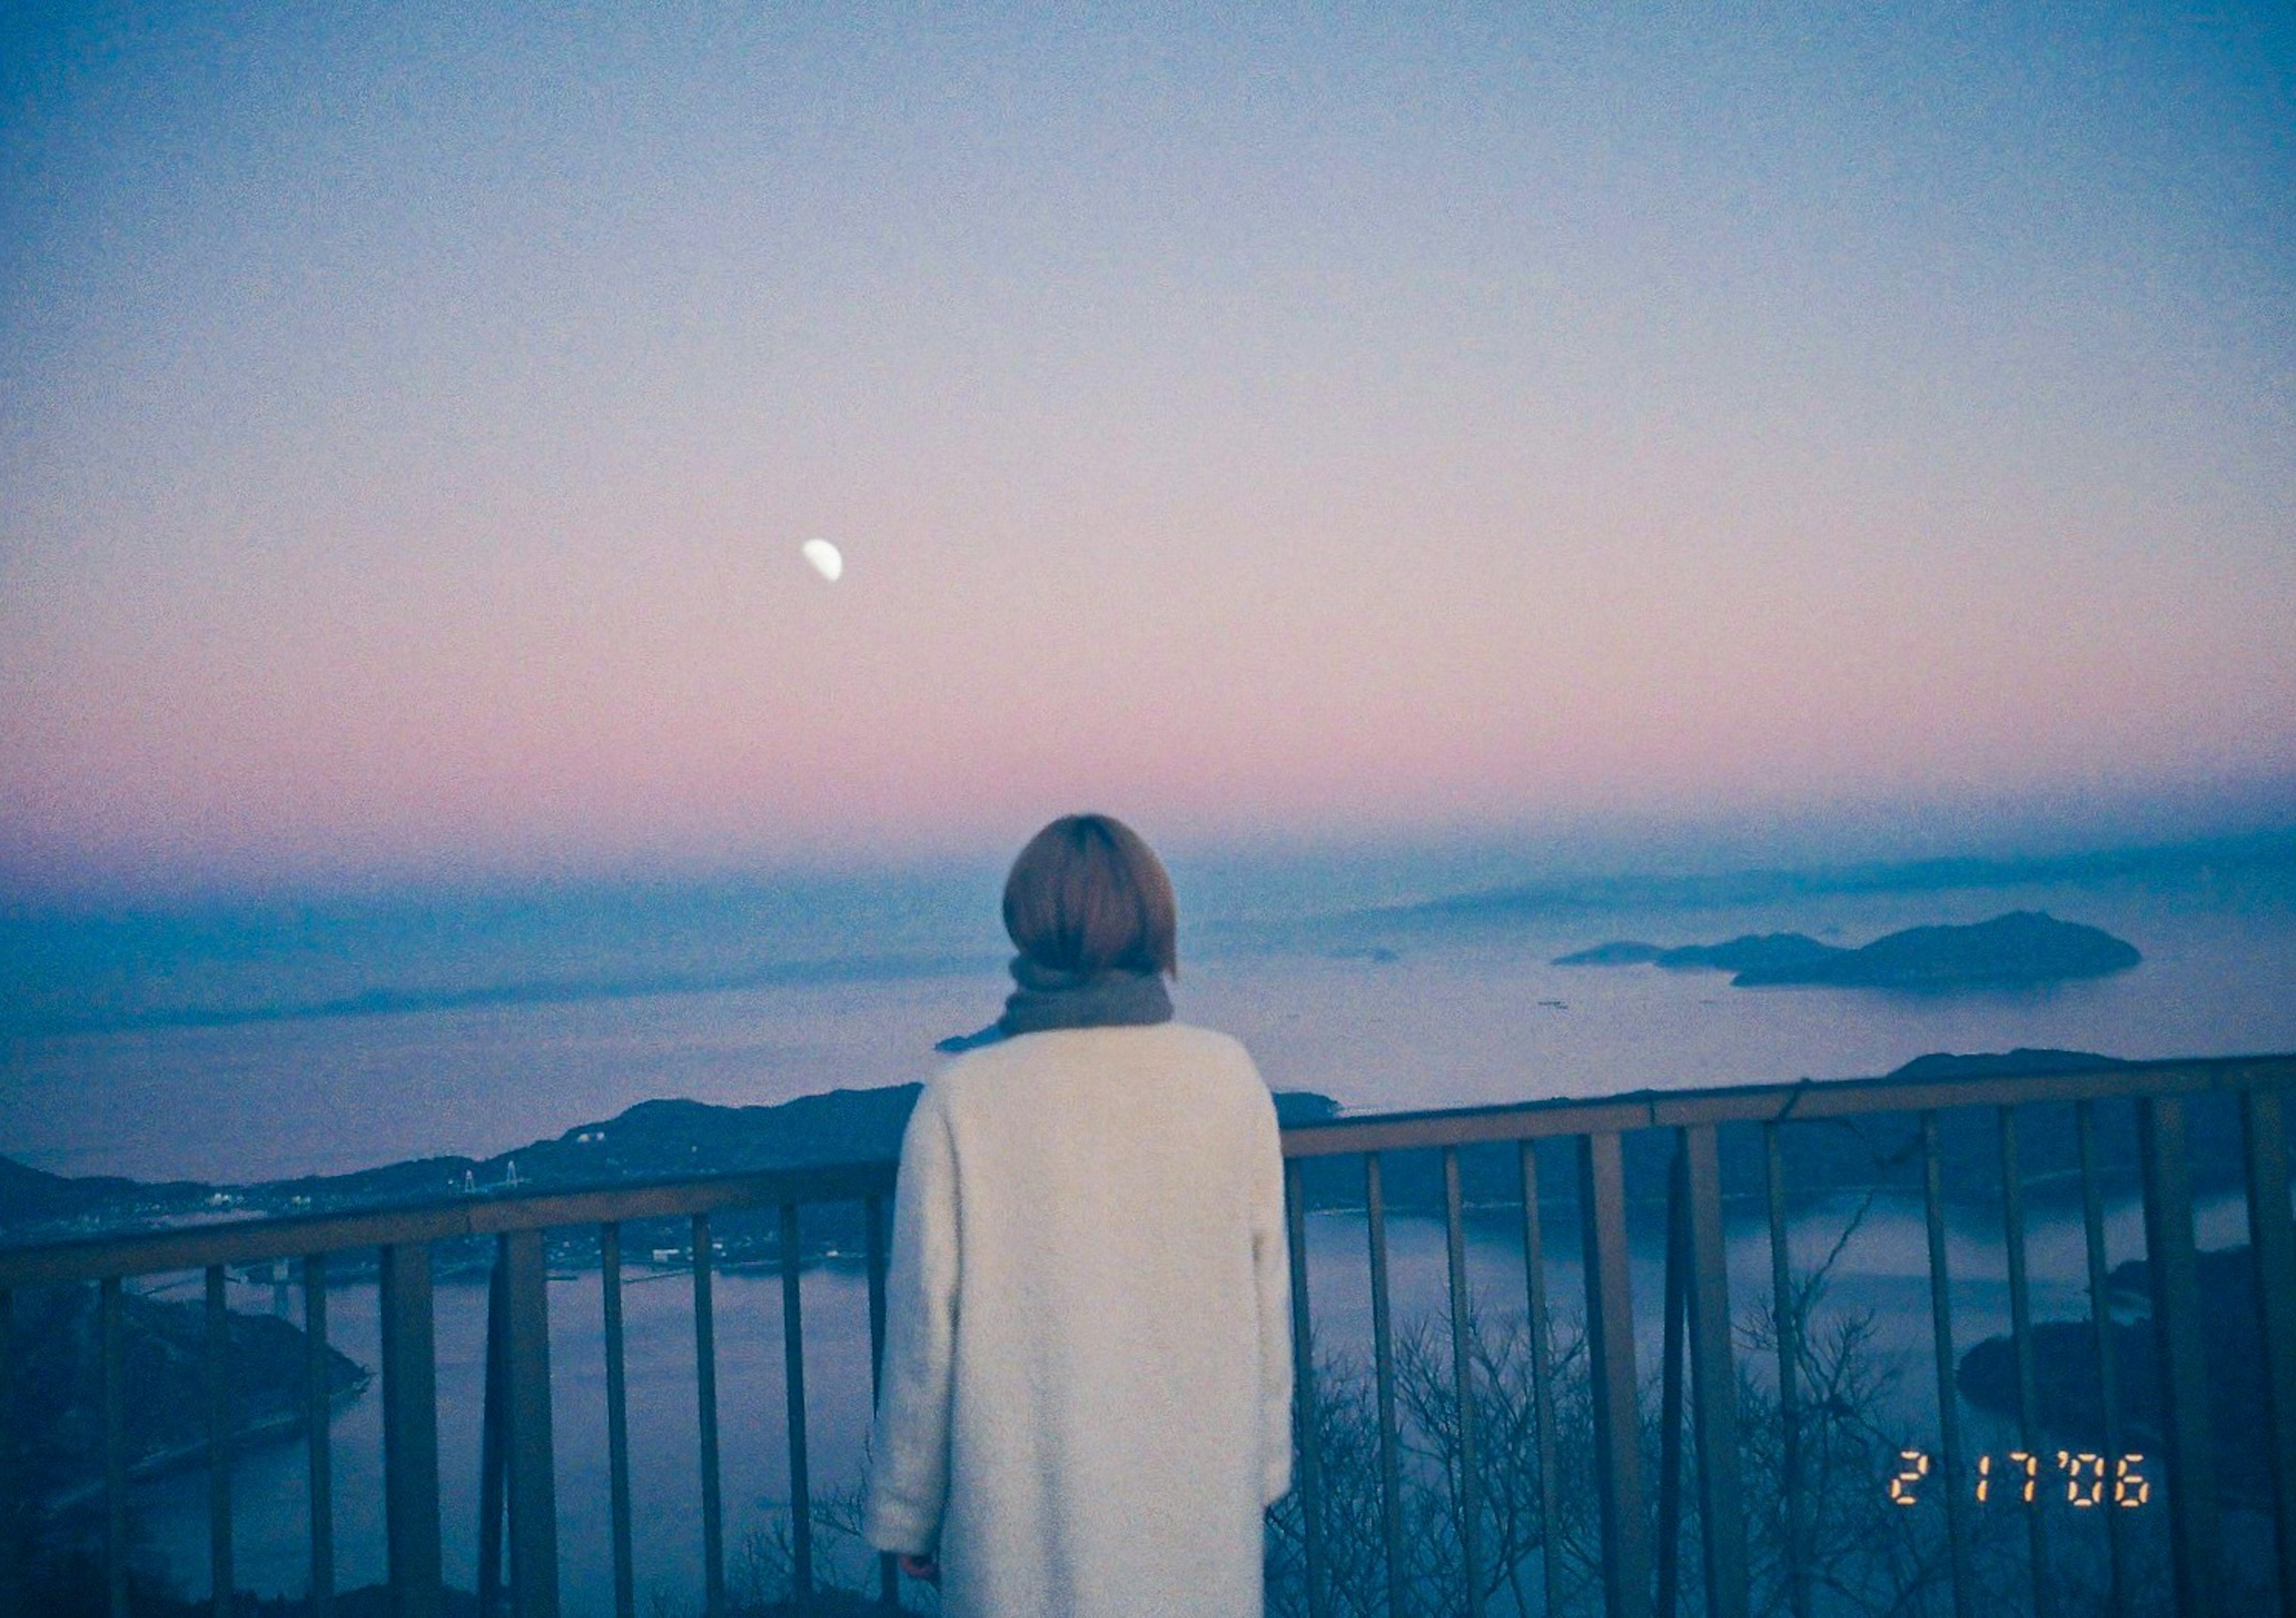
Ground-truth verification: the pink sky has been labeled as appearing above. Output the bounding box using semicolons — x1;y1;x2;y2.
4;5;2291;890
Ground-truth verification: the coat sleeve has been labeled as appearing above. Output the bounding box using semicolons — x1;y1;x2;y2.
863;1083;961;1556
1251;1086;1296;1506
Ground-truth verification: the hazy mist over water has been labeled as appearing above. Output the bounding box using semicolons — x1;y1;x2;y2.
7;825;2294;1185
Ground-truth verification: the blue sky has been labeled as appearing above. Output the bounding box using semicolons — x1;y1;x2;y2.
4;2;2291;893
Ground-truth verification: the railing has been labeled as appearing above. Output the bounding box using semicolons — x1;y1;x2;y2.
0;1161;900;1618
1281;1052;2296;1618
2;1052;2292;1617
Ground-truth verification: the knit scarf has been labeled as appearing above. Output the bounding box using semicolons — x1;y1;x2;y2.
935;956;1173;1053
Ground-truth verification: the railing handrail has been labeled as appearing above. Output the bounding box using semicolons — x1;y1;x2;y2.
0;1157;899;1289
1281;1049;2296;1156
11;1051;2296;1289
7;1052;2293;1289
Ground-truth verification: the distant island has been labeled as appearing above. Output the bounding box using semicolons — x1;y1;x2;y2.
1553;911;2140;989
0;1083;1345;1249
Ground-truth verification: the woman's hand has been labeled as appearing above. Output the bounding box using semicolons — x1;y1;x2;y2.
899;1553;941;1585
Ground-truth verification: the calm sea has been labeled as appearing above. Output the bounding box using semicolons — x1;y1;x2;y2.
8;853;2296;1183
8;843;2295;1610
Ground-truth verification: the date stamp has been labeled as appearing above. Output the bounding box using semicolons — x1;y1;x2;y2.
1887;1448;2149;1509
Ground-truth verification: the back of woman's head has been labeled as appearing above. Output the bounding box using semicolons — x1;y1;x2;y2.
1002;814;1178;979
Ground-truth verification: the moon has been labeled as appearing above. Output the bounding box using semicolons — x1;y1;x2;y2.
801;538;844;582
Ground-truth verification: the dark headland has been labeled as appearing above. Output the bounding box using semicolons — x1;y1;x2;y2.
0;1084;1347;1248
1554;909;2140;988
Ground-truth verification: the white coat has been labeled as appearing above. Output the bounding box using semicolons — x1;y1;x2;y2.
863;1022;1294;1616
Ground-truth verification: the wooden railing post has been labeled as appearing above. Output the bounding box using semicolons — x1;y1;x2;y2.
1580;1131;1651;1618
1518;1142;1566;1618
1442;1147;1486;1618
380;1242;442;1618
1998;1110;2053;1618
2139;1097;2219;1616
500;1230;560;1618
478;1254;508;1613
102;1276;127;1618
2242;1083;2296;1615
1285;1157;1328;1618
693;1213;723;1618
601;1223;637;1618
1763;1124;1812;1618
1365;1155;1407;1618
304;1254;335;1618
780;1203;814;1601
204;1266;236;1618
1920;1115;1974;1618
1656;1149;1689;1617
1682;1124;1748;1618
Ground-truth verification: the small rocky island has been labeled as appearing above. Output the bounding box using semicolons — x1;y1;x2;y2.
1554;910;2140;989
1958;1244;2270;1507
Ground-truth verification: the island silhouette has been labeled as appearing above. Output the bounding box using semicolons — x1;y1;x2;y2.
1554;909;2140;988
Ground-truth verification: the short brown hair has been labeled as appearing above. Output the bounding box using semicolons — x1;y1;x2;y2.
1002;814;1178;978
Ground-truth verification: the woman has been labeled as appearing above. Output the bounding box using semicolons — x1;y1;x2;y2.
865;814;1294;1616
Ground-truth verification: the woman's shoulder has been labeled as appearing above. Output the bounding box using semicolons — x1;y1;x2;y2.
1152;1020;1262;1074
929;1021;1263;1092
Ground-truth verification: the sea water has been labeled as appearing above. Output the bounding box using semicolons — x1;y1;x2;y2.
10;849;2295;1610
8;860;2296;1184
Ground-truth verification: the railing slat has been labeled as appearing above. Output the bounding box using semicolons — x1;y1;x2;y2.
501;1229;560;1618
1442;1147;1486;1618
1518;1141;1565;1618
1580;1131;1651;1618
103;1275;127;1618
692;1213;723;1618
1656;1152;1688;1618
601;1224;636;1618
206;1265;235;1618
781;1202;814;1600
1364;1155;1406;1618
478;1256;508;1612
2242;1083;2296;1616
1683;1124;1748;1618
1998;1110;2052;1618
2138;1096;2219;1616
380;1241;442;1618
865;1194;897;1610
304;1254;335;1618
1921;1114;1974;1618
1763;1124;1810;1618
1286;1156;1329;1618
2075;1100;2132;1618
